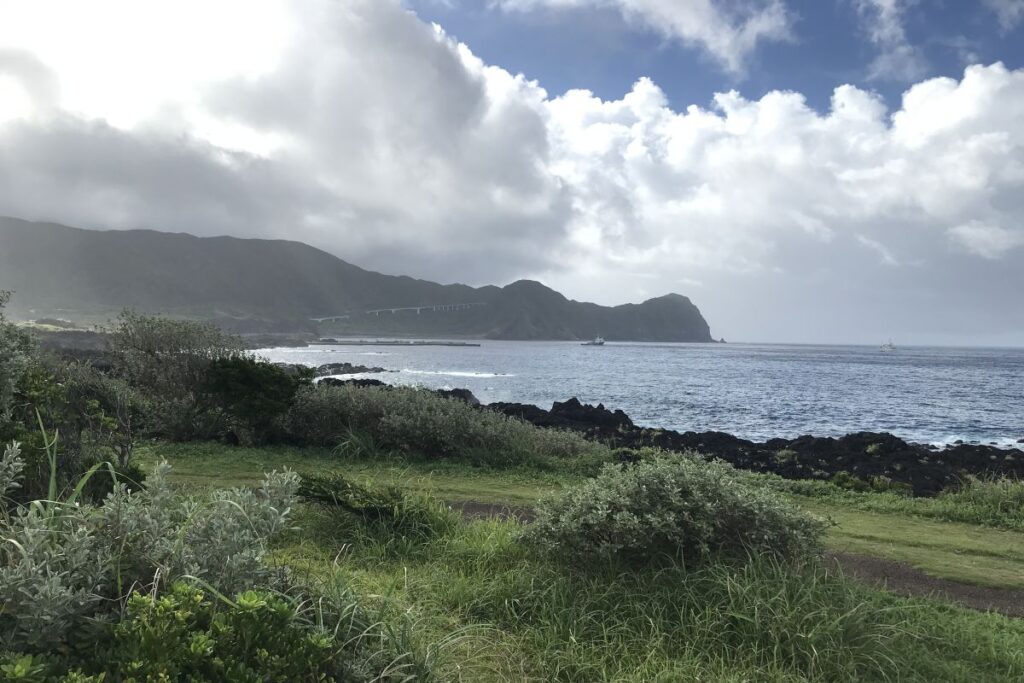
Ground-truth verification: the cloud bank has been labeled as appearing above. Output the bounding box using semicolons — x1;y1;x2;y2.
0;0;1022;343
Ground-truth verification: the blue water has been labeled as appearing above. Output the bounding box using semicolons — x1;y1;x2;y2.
258;341;1024;448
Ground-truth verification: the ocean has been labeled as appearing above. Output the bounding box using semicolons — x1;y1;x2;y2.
257;341;1024;448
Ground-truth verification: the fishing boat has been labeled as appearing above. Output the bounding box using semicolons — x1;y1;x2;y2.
581;336;605;346
880;339;896;352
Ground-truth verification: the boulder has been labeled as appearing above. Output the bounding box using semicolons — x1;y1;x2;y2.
317;377;387;388
315;362;387;376
434;388;481;406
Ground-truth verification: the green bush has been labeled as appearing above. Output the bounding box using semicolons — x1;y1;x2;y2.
830;470;870;492
0;292;34;438
299;472;457;538
0;580;422;683
524;453;824;567
203;356;312;444
0;299;145;500
59;362;145;468
108;312;243;440
286;384;606;467
1;583;340;682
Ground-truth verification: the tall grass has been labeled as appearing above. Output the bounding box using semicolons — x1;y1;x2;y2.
286;384;610;470
284;503;1024;682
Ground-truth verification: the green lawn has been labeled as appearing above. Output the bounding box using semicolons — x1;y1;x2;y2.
144;441;1024;593
139;442;570;505
799;500;1024;589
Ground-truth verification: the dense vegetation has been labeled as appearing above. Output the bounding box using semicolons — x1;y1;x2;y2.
286;382;605;468
4;294;1024;680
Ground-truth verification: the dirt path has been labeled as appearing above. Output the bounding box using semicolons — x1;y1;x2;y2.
825;551;1024;617
449;500;1024;618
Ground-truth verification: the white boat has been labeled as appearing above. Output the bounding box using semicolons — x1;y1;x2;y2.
581;336;605;346
880;339;896;352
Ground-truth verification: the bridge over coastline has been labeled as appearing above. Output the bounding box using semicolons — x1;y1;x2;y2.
312;302;487;323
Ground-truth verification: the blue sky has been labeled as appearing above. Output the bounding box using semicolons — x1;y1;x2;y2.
408;0;1024;112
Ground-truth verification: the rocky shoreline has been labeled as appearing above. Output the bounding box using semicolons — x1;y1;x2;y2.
489;397;1023;495
322;378;1022;496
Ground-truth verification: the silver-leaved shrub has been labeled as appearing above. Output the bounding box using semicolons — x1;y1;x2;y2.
0;444;298;652
524;453;825;567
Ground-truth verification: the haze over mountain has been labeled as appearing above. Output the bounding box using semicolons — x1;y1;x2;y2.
0;216;713;342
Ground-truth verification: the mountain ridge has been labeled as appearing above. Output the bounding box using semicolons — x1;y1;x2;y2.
0;216;714;342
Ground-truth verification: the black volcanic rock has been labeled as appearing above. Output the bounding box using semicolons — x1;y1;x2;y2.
489;397;1024;495
0;216;714;342
434;388;481;406
314;362;387;376
317;377;388;389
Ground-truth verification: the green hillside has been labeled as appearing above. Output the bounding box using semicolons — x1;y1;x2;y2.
0;216;713;341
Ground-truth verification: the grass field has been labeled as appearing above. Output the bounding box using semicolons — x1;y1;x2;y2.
136;441;1024;681
142;442;1024;592
140;442;571;504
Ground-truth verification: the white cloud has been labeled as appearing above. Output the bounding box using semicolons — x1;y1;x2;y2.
857;235;899;265
0;1;1022;342
494;0;793;74
949;221;1024;258
983;0;1024;30
853;0;929;82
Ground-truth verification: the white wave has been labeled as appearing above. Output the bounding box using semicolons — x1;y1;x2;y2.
928;435;1024;450
400;368;512;378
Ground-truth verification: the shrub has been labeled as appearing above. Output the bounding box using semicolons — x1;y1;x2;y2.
59;362;145;468
772;448;797;464
202;356;312;444
0;300;143;499
1;442;432;681
830;470;870;492
0;292;33;437
869;474;912;495
19;583;352;682
0;447;298;653
524;453;824;567
299;472;457;538
0;581;419;683
108;312;242;440
286;384;605;467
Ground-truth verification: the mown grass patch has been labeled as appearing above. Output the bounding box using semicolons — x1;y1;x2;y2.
801;501;1024;590
137;441;572;504
776;475;1024;531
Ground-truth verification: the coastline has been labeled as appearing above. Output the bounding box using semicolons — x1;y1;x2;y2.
314;373;1024;496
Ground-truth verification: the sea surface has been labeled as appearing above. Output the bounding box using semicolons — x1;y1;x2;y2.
258;341;1024;448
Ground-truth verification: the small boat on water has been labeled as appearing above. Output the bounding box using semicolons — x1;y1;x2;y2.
880;339;896;352
581;336;605;346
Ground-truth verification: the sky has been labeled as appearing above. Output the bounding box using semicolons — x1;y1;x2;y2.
0;0;1023;345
